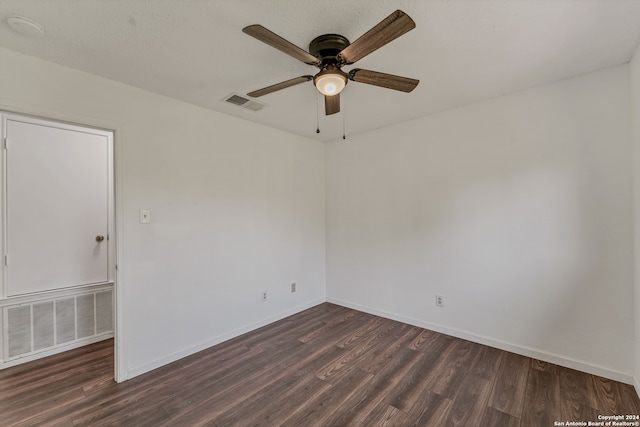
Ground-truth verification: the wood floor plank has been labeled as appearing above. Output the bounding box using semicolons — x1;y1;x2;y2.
558;398;599;424
386;333;454;411
296;309;364;344
2;358;109;404
171;364;304;425
0;339;113;383
427;339;477;399
211;344;349;425
521;368;559;427
164;361;295;426
398;389;453;426
590;374;621;414
357;323;422;375
319;347;425;426
235;303;344;347
372;405;404;426
279;368;374;427
0;347;112;426
480;406;521;427
2;303;639;426
160;340;305;423
488;351;530;418
530;358;557;374
214;374;332;426
0;345;112;394
11;360;178;426
336;316;385;349
17;415;75;427
617;382;640;414
2;387;87;427
466;344;504;380
558;366;599;410
444;373;493;427
70;341;273;425
314;321;396;382
408;328;440;352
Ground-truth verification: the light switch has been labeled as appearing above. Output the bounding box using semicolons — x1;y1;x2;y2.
139;209;151;224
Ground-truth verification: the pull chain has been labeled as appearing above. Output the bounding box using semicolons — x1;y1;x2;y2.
342;98;346;140
316;91;320;134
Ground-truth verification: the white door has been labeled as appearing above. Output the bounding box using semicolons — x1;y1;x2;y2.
3;116;113;296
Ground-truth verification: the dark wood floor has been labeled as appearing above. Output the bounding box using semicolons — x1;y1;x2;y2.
1;303;639;426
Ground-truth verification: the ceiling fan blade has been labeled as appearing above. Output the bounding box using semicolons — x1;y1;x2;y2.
247;75;313;98
325;93;340;115
349;69;419;93
338;10;415;65
243;25;320;66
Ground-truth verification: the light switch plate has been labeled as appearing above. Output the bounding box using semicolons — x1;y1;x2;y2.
139;209;151;224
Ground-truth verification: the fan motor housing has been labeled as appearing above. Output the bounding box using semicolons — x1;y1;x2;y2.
309;34;350;63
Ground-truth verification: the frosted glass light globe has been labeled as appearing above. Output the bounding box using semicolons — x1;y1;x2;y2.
315;72;347;96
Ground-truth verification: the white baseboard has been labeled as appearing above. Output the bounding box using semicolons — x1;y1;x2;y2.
634;376;640;399
327;297;635;385
126;298;326;380
0;333;114;370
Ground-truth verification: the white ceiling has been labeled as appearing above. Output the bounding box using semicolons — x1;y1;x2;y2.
2;0;640;142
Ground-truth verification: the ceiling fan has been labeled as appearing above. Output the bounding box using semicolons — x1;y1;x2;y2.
243;10;419;115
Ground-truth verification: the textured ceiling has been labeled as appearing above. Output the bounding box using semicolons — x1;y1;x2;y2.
2;1;640;142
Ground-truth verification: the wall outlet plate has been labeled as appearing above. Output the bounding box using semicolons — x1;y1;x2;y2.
435;295;444;307
291;283;296;293
262;291;268;301
139;209;151;224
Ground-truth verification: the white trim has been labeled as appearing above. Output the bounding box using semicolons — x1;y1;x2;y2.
126;298;325;379
1;117;6;300
113;124;127;382
327;297;635;385
0;282;114;305
634;376;640;399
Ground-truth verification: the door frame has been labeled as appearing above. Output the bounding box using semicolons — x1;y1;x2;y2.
0;108;125;382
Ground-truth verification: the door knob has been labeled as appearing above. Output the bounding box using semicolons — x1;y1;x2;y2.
96;235;105;242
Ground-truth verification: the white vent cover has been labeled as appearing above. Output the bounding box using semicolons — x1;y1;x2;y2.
3;289;114;361
223;93;267;112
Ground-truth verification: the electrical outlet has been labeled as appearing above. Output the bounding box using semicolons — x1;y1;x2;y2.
435;295;444;307
139;209;151;224
262;291;268;302
291;282;296;293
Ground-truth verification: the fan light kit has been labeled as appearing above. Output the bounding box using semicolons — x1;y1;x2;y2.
243;10;419;116
314;69;347;96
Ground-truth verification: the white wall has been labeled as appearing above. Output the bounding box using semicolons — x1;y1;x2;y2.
326;65;635;382
630;45;640;394
0;47;326;379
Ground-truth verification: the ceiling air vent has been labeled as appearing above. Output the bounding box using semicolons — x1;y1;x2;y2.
223;93;267;112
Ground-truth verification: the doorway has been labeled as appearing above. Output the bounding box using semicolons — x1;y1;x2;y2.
0;112;115;370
